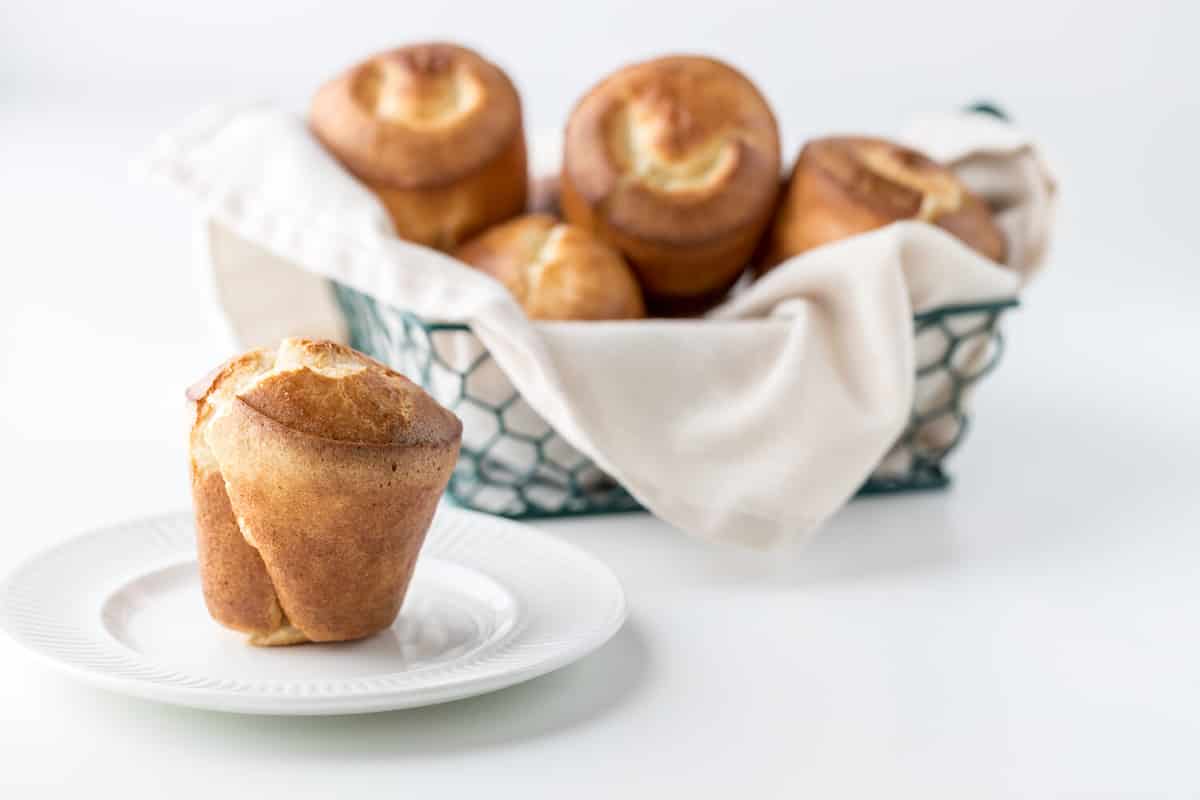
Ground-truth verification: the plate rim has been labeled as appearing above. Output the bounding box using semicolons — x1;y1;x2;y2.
0;506;627;715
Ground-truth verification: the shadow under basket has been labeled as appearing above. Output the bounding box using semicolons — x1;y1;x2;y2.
334;283;1017;519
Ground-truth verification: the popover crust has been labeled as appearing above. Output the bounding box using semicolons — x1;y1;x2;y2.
188;338;461;645
561;55;781;311
455;214;646;320
759;136;1007;272
311;43;528;249
312;43;522;189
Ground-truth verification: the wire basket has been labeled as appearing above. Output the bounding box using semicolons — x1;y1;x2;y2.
333;283;1016;518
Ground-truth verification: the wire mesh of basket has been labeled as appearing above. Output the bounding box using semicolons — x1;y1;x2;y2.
333;283;1017;518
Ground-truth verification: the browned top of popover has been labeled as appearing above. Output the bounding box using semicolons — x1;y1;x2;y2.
562;55;781;244
455;214;646;321
790;136;1007;261
188;338;462;457
800;137;968;223
187;348;277;473
310;42;524;189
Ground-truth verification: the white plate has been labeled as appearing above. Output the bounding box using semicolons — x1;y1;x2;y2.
0;507;626;715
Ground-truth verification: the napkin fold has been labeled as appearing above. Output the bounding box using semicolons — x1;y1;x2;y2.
144;106;1055;549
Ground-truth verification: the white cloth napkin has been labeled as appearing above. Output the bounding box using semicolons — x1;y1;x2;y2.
143;106;1055;549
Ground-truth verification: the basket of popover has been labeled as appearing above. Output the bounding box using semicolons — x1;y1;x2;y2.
147;42;1056;549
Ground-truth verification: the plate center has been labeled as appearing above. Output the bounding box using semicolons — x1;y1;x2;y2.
100;557;519;682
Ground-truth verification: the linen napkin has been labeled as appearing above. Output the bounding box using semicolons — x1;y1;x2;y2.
143;106;1055;549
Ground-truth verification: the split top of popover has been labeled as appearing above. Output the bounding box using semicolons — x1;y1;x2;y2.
760;136;1007;270
562;54;781;244
188;337;462;459
310;43;523;190
455;213;646;321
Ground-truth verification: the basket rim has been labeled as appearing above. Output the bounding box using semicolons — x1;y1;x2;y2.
386;296;1019;333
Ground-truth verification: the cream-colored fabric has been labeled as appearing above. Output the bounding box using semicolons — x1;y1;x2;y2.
143;106;1055;549
899;112;1057;283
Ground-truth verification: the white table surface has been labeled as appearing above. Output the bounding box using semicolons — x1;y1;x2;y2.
3;2;1199;796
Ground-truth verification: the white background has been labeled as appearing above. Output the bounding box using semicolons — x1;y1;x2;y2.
3;1;1199;796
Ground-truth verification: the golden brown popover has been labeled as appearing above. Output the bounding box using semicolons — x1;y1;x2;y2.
561;55;781;314
311;43;527;251
455;214;645;320
759;136;1006;273
187;338;462;646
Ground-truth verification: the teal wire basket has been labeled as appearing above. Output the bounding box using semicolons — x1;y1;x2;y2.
333;283;1017;518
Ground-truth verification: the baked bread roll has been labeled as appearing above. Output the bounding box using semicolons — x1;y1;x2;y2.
310;43;527;250
455;214;645;320
759;136;1006;272
561;55;781;314
187;338;462;646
